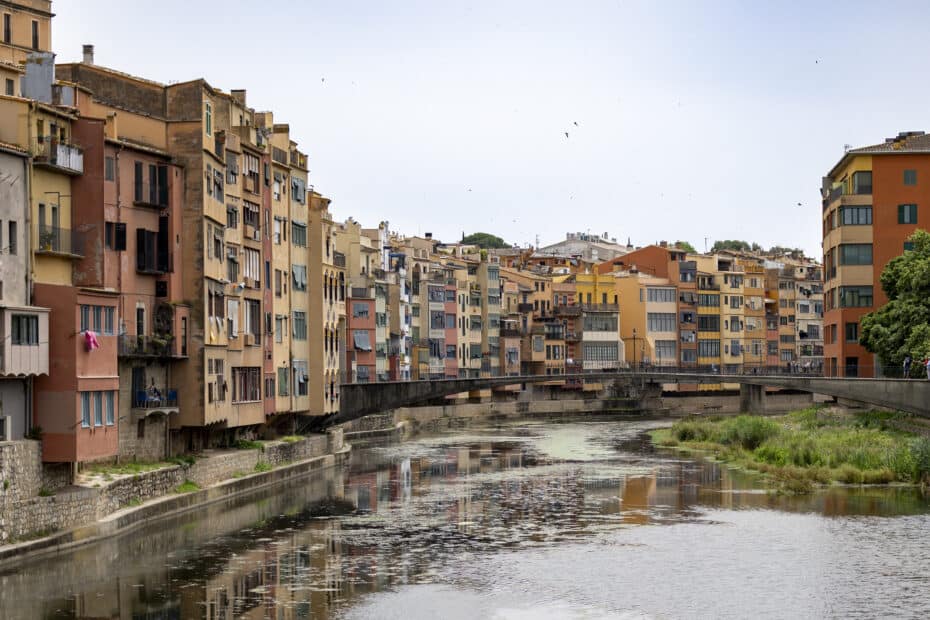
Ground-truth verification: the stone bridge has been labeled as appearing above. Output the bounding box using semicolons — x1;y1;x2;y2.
327;371;930;426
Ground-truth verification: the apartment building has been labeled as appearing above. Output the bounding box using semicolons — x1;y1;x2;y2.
821;131;930;376
0;144;48;441
308;191;345;414
0;0;51;68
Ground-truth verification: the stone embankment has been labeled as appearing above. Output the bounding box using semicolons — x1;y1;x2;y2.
0;430;345;555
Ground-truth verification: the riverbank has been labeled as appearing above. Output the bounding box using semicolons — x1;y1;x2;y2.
0;429;348;565
651;407;930;493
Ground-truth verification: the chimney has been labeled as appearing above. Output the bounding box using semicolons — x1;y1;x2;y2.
82;44;94;64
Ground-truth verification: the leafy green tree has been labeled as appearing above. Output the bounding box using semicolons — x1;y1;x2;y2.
674;240;696;253
859;229;930;371
711;239;752;252
461;232;509;249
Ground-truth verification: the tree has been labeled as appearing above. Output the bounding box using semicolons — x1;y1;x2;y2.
461;232;509;249
859;229;930;372
674;240;696;253
711;239;753;252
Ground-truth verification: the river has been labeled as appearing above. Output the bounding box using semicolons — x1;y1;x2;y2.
3;418;930;619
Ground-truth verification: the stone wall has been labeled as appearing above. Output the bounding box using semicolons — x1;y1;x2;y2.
0;432;340;544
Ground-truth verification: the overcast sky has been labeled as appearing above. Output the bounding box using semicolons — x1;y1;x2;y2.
52;1;930;256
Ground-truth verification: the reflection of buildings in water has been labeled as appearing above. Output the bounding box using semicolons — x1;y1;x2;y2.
620;474;658;525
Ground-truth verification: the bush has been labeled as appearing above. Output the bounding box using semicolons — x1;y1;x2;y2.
721;416;781;450
254;461;272;473
235;439;264;451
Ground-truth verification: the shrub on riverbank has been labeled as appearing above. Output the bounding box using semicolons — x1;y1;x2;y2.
654;408;930;491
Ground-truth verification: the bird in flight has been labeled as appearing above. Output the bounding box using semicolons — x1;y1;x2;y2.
564;132;569;139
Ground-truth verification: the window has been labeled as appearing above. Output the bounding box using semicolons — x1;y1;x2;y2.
647;312;676;332
231;367;261;403
79;305;116;334
583;343;619;362
292;311;307;340
4;78;12;96
11;314;38;345
898;204;918;224
845;322;859;343
94;391;103;426
275;315;285;343
839;244;872;265
292;264;307;291
352;302;370;318
274;218;282;244
839;286;873;308
227;299;239;338
583;314;617;331
105;392;115;425
205;102;212;136
81;392;91;428
647;288;676;303
293;360;309;396
292;223;307;247
278;366;289;396
104;156;115;181
2;14;10;43
31;19;38;50
226;151;239;184
244;299;260;339
243;201;260;230
904;169;917;186
681;349;697;363
7;220;15;255
851;170;872;194
697;315;720;331
654;340;676;361
243;247;260;284
698;294;720;307
226;206;239;229
729;295;743;309
698;339;720;357
353;330;372;351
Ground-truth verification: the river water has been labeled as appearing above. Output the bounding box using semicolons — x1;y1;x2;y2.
3;418;930;619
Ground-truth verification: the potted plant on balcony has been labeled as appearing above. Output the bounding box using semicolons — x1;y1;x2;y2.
38;229;56;251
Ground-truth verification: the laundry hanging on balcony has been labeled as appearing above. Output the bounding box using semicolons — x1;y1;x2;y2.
85;330;100;351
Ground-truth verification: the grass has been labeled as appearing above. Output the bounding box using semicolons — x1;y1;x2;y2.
652;407;930;493
169;455;197;467
254;461;272;473
173;480;200;494
37;487;54;497
234;439;264;451
231;471;246;479
280;435;302;444
86;461;173;476
124;497;143;508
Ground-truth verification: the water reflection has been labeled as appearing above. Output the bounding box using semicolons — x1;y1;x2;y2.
2;420;930;619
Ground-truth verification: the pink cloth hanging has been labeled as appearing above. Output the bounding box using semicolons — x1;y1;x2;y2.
85;330;100;351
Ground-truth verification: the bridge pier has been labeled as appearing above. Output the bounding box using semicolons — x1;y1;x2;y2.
739;384;766;414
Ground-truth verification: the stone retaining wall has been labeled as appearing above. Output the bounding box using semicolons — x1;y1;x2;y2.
0;432;339;544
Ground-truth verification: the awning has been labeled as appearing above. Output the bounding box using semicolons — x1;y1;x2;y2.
353;331;372;351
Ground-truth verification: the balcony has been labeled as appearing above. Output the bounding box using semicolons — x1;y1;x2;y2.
132;182;169;209
333;252;346;268
118;335;186;359
517;303;534;313
131;388;179;416
35;225;84;258
33;139;84;175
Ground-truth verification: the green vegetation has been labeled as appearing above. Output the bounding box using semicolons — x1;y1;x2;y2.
674;240;696;253
231;471;246;479
254;461;272;473
460;232;509;249
234;439;264;451
711;239;760;253
37;487;54;497
652;408;930;493
124;497;143;508
860;229;930;371
25;426;43;440
174;480;200;494
87;461;172;476
280;435;302;444
169;455;197;466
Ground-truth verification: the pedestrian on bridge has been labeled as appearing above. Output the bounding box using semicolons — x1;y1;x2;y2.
925;358;930;380
904;355;912;378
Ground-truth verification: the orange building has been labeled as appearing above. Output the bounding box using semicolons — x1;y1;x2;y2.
821;131;930;377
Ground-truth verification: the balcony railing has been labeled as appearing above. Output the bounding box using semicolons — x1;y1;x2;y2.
33;139;84;175
132;388;179;409
36;225;84;258
118;334;185;359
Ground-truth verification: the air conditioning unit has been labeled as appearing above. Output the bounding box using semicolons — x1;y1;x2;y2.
244;333;256;346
